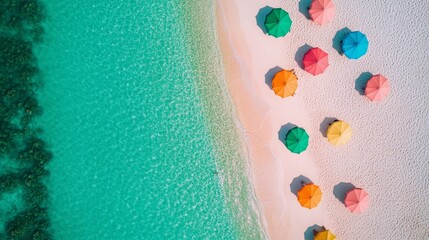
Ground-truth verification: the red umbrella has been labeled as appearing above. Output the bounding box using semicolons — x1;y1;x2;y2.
309;0;336;26
302;47;329;76
365;74;390;101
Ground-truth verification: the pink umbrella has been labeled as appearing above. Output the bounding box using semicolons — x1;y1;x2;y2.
345;188;369;213
365;74;391;101
302;47;329;76
309;0;336;26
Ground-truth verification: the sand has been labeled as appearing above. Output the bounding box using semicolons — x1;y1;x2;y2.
216;0;429;239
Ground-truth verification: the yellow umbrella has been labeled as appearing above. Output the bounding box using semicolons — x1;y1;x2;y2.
272;69;298;98
326;120;352;146
315;230;336;240
297;183;322;209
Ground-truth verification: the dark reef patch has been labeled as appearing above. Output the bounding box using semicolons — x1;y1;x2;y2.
0;0;52;238
5;206;50;240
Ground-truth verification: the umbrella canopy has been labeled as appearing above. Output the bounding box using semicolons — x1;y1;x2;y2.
264;8;292;38
315;230;337;240
309;0;336;26
297;183;322;209
365;74;390;101
341;31;369;59
285;127;309;154
326;120;352;146
272;69;298;98
303;47;329;75
345;188;369;213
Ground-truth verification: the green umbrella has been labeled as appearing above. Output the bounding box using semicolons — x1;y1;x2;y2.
285;127;309;154
264;8;292;38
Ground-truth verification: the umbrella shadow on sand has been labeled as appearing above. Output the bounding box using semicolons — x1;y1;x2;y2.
256;6;273;34
265;66;283;89
295;44;313;69
304;224;324;240
319;117;337;137
355;72;373;95
333;182;356;204
332;27;351;54
298;0;312;20
277;123;297;144
290;175;312;197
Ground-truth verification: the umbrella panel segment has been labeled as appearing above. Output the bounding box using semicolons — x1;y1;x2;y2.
326;120;352;146
303;47;329;75
365;74;390;101
297;183;322;209
345;188;369;213
265;8;292;38
285;127;309;154
272;69;298;98
315;230;336;240
309;0;336;26
341;31;369;59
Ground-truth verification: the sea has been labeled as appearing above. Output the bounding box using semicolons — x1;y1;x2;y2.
23;0;265;239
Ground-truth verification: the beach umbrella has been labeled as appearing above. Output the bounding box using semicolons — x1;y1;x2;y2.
345;188;369;213
326;120;352;146
272;69;298;98
341;31;369;59
365;74;390;101
297;183;322;209
285;127;309;154
264;8;292;38
302;47;329;75
309;0;336;26
315;230;337;240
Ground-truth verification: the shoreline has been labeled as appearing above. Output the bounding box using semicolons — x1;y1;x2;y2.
214;0;271;237
215;0;331;239
37;0;266;239
214;2;270;239
178;1;268;238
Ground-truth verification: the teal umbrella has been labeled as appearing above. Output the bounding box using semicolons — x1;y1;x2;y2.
264;8;292;38
341;31;369;59
285;127;309;154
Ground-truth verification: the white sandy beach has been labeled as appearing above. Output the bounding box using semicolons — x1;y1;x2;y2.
216;0;429;239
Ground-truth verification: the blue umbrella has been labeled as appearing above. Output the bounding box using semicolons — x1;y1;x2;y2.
341;31;369;59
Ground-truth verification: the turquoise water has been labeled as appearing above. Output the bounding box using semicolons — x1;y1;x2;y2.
35;0;264;239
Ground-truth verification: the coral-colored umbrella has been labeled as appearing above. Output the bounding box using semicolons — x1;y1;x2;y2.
309;0;336;26
365;74;390;101
297;183;322;209
303;47;329;75
345;188;369;213
315;230;336;240
272;69;298;98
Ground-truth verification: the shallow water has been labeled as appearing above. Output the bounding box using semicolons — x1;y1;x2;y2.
34;0;263;239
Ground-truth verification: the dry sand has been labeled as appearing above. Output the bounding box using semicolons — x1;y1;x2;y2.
216;0;429;239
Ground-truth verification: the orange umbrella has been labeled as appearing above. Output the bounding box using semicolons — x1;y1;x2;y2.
365;74;390;101
303;47;329;75
297;183;322;209
272;69;298;98
309;0;336;26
